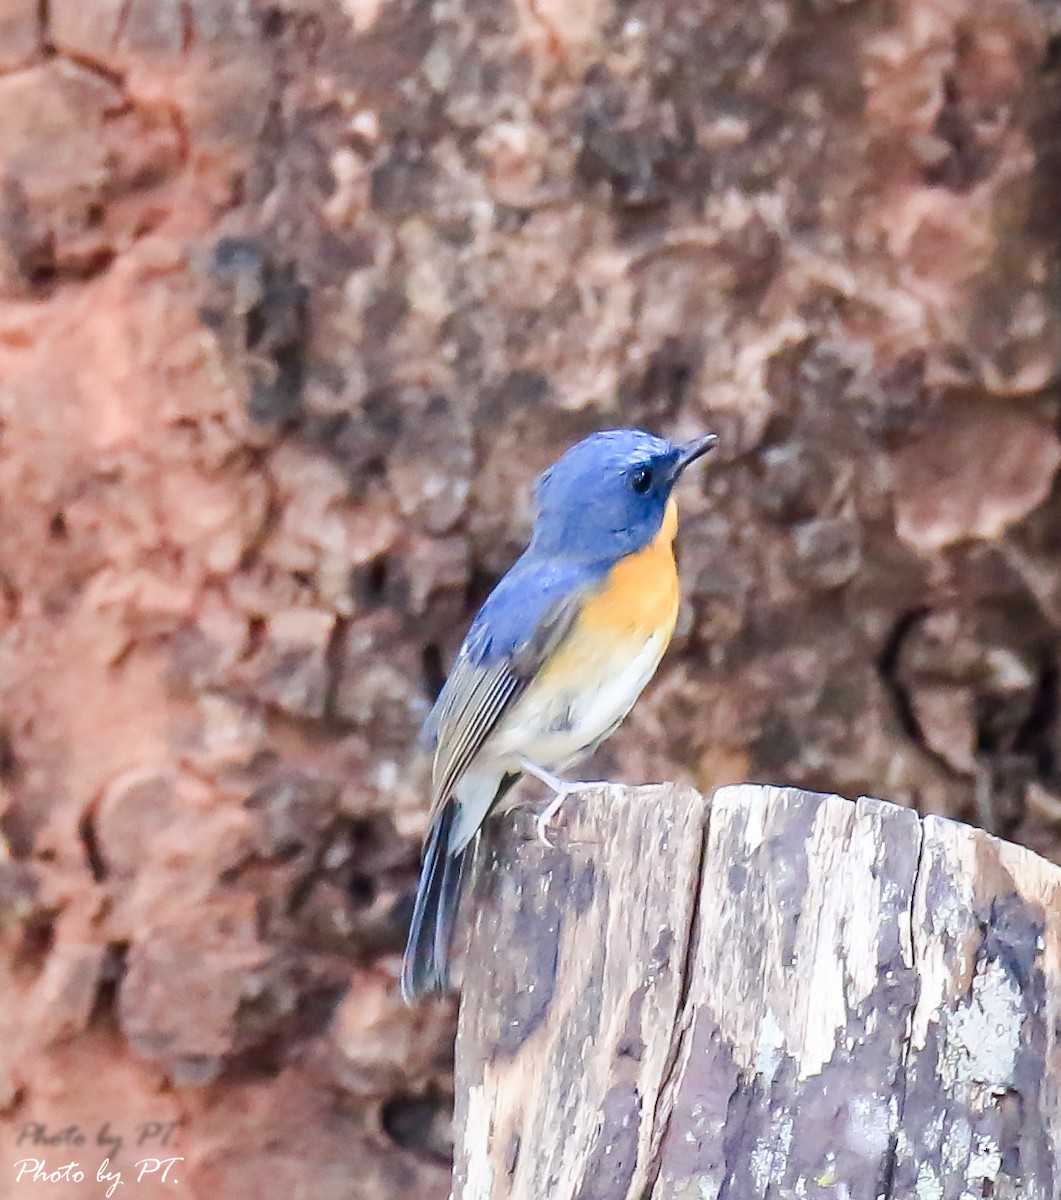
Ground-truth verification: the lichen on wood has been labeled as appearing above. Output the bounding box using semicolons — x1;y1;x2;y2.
453;783;1061;1199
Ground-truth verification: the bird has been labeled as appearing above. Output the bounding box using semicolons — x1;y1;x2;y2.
399;427;718;1003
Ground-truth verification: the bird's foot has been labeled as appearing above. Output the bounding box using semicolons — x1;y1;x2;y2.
517;758;605;847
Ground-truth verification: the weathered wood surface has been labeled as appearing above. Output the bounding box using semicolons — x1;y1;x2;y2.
451;783;1061;1200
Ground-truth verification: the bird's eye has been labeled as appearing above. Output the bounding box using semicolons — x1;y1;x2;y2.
629;466;653;495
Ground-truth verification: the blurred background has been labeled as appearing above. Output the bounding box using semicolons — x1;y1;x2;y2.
1;0;1060;1195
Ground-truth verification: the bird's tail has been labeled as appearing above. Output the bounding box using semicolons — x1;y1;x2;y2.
400;800;467;1003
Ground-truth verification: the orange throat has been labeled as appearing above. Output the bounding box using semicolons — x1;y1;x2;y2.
580;497;681;640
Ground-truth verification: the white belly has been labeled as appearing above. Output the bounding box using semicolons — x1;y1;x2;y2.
484;627;671;772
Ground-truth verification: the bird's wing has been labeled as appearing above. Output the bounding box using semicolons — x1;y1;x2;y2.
427;560;602;818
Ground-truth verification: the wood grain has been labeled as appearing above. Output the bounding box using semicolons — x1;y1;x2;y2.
453;783;708;1200
451;783;1061;1199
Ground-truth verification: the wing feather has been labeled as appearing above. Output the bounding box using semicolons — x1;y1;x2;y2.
430;662;521;809
427;577;593;816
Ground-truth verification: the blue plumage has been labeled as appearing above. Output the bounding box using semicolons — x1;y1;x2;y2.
531;429;681;559
401;427;717;1002
418;554;611;750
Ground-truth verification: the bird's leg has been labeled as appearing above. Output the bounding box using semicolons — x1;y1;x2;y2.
518;758;604;847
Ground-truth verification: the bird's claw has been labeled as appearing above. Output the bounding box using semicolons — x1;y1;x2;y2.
518;758;607;848
535;813;556;848
534;792;569;847
533;781;608;847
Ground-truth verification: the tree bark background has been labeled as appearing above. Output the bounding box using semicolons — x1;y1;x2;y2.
0;0;1060;1197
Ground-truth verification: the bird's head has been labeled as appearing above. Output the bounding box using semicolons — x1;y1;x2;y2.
529;428;718;561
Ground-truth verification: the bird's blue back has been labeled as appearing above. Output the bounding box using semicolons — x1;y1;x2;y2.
420;428;682;746
466;552;611;663
419;552;611;747
402;426;718;1001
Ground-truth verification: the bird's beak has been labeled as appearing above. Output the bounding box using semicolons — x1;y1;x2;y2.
673;433;719;477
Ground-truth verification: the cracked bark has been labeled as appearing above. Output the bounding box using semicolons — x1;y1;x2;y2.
452;784;1061;1199
2;0;1061;1193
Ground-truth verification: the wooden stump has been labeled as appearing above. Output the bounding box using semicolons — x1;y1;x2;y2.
451;784;1061;1200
